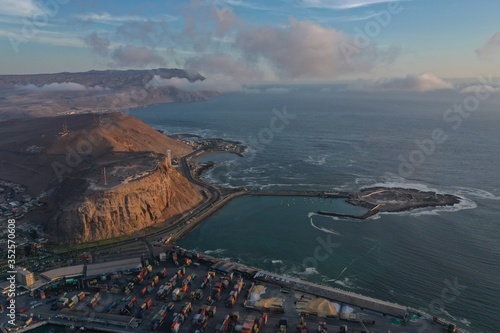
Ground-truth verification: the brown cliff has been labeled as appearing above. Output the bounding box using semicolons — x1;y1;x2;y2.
48;158;202;243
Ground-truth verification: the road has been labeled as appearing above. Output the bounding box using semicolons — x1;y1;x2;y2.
82;148;225;261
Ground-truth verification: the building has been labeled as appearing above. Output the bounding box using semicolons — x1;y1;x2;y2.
16;267;35;287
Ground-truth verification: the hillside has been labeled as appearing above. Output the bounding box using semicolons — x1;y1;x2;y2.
0;68;219;119
0;113;203;243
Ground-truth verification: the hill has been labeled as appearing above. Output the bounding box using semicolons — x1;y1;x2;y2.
0;113;203;243
0;68;218;120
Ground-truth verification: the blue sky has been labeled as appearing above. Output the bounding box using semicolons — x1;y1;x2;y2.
0;0;499;87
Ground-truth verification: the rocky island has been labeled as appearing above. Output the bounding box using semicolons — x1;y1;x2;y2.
317;186;461;219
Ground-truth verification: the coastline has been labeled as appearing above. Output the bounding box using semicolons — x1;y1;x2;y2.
12;131;472;333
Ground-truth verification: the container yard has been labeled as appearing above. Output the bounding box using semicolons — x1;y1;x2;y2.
0;246;467;333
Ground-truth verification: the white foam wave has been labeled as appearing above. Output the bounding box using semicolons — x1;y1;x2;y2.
454;187;500;200
332;277;355;289
271;260;283;264
204;248;227;255
299;267;320;275
459;318;471;327
362;181;438;192
304;155;327;166
308;213;342;235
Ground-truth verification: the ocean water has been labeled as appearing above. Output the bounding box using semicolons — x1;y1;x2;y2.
130;87;500;332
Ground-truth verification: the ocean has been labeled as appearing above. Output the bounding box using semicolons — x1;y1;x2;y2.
129;86;500;332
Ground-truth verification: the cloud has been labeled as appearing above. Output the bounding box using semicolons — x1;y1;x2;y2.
211;5;237;36
16;82;108;92
184;53;263;91
300;0;404;9
352;73;455;92
0;0;42;17
234;19;394;79
75;12;168;24
111;45;166;68
83;32;110;56
145;75;227;92
475;31;500;59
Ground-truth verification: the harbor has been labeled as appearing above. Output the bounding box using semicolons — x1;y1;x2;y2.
0;246;466;333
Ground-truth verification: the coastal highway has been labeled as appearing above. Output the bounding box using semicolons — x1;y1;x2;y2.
69;148;226;260
24;147;228;267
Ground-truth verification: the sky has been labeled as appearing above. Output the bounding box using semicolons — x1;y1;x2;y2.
0;0;500;89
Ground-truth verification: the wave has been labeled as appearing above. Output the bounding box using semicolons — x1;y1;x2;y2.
308;212;342;235
204;248;227;255
304;155;328;166
271;260;283;264
409;196;477;216
459;318;471;327
454;187;500;200
299;267;320;275
333;277;355;289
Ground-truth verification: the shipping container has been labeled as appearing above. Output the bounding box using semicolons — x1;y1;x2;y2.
158;267;167;278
